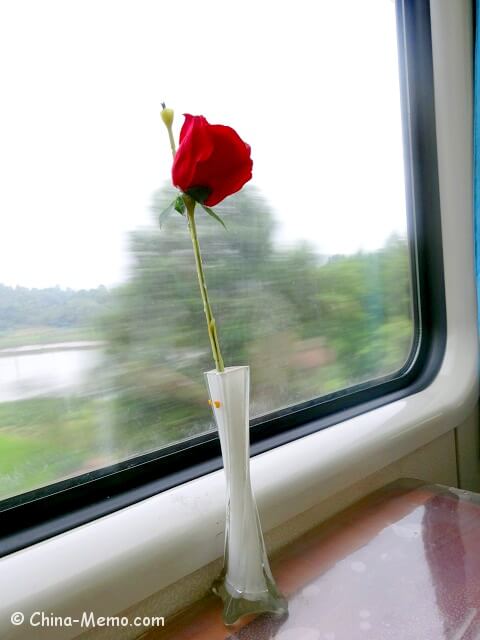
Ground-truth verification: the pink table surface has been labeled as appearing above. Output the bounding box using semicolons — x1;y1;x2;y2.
143;479;480;640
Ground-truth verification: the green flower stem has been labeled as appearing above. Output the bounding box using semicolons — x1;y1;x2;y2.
184;195;225;372
166;126;176;159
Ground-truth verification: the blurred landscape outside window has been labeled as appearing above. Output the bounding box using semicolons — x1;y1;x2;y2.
0;0;414;501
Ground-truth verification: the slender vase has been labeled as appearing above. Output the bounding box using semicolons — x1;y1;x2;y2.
205;365;288;625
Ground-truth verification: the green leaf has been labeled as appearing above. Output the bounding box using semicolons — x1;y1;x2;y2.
201;205;227;230
187;186;211;204
158;200;176;228
158;196;187;228
174;196;186;215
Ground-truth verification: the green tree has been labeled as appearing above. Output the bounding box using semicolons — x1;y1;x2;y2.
99;186;414;456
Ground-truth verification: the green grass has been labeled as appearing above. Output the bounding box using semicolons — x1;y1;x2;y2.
0;393;213;501
0;433;45;475
0;326;100;349
0;397;99;500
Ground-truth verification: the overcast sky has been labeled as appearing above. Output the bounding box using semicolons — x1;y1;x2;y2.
0;0;406;289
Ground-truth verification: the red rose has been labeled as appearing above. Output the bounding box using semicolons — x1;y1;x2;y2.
172;114;253;207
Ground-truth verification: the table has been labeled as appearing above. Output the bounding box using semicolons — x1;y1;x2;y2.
142;479;480;639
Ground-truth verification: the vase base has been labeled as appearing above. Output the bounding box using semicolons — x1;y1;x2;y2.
212;575;288;626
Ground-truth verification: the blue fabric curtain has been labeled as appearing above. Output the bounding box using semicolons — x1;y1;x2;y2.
475;0;480;315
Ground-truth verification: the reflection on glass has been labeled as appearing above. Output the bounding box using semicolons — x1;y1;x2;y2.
0;0;413;500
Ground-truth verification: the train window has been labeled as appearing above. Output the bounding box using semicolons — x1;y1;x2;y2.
0;0;444;550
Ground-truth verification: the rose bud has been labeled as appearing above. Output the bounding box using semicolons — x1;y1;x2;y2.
160;105;174;129
172;114;253;207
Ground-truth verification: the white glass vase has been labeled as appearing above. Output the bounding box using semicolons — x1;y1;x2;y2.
205;365;288;625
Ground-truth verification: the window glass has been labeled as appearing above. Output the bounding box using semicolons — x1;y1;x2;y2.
0;0;414;501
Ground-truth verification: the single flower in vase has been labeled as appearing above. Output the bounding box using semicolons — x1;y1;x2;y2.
160;104;288;625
